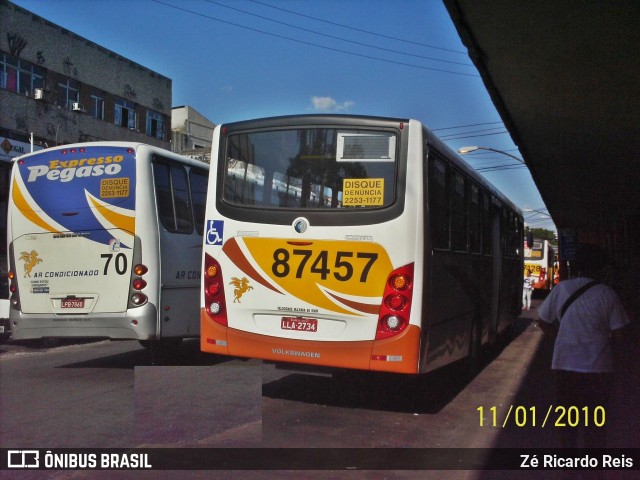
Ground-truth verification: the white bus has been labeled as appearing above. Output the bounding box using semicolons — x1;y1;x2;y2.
201;115;523;374
524;238;555;292
7;142;208;347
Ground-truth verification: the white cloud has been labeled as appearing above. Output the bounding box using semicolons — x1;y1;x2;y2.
311;96;354;112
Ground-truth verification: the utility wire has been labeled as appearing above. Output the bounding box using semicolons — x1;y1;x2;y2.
440;130;509;141
432;121;503;131
249;0;469;55
151;0;479;77
205;0;474;67
439;126;508;139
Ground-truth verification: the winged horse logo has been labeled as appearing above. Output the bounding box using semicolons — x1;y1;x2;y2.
229;277;253;303
19;250;43;277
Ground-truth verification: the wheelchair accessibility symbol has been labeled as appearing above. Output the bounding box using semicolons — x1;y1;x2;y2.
206;220;224;246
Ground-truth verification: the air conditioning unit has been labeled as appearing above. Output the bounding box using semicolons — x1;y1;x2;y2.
72;102;85;112
34;88;45;100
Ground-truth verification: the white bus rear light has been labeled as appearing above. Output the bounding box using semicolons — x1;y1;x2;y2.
385;315;402;330
130;293;147;306
209;302;222;315
10;296;19;306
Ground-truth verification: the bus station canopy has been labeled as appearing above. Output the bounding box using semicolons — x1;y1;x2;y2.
444;1;640;232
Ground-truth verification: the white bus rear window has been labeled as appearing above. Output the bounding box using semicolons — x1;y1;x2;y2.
223;128;397;209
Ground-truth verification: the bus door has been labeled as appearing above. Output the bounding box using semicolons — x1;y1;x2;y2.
153;161;206;338
9;146;136;319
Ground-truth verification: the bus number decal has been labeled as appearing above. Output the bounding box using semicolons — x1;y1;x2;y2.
101;253;128;275
271;248;378;283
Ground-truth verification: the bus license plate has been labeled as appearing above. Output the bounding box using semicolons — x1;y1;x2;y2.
281;317;318;332
62;298;84;308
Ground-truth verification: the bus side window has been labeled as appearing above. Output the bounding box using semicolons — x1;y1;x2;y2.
428;156;450;249
451;171;468;252
170;166;193;233
482;194;492;255
153;160;194;234
190;168;208;235
153;163;176;231
469;185;482;254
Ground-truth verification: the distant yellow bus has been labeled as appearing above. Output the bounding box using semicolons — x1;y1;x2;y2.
201;115;523;374
524;238;555;291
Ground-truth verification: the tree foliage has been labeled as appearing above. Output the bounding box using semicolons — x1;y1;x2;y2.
527;227;557;245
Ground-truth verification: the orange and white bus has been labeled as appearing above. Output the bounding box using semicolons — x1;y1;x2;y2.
201;115;523;374
524;238;555;291
7;142;208;348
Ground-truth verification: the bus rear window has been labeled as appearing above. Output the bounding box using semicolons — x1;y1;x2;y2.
222;128;397;209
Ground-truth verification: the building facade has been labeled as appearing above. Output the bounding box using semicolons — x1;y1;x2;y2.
0;0;172;154
171;105;216;163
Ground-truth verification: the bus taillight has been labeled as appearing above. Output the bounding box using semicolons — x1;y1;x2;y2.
376;263;414;340
204;253;228;326
129;263;148;307
8;270;19;309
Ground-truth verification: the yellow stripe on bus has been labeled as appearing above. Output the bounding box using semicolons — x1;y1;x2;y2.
88;194;135;234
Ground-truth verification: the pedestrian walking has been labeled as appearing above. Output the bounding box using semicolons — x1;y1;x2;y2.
537;244;630;448
522;269;534;310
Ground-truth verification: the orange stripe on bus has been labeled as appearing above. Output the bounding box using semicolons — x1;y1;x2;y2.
201;308;421;374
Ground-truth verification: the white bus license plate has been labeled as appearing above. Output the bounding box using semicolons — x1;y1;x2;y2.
281;317;318;332
62;298;85;309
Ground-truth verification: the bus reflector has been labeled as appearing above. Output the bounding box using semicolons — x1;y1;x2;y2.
371;355;403;362
376;263;414;340
204;253;228;326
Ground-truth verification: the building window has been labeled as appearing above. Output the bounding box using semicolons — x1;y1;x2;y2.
90;94;105;120
146;110;166;140
115;98;137;130
57;77;79;109
0;52;45;96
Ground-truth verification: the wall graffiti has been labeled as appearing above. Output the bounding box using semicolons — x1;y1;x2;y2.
153;98;165;112
124;84;137;99
7;33;27;56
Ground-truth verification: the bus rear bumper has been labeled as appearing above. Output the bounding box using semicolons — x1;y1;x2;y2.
200;309;421;374
9;303;158;341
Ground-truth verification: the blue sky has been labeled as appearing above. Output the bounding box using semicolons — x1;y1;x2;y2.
12;0;555;231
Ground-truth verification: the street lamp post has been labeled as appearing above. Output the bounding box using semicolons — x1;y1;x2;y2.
458;145;524;164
